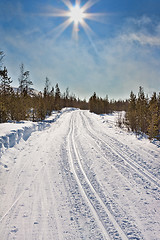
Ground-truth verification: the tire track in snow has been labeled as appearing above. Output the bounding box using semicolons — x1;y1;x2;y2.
68;113;128;240
82;111;160;189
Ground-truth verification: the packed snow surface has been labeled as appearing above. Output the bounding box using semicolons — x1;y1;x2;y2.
0;109;160;240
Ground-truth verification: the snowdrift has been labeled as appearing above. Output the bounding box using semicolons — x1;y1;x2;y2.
0;121;49;156
0;108;77;158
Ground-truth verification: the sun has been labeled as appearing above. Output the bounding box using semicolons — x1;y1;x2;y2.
69;5;84;24
44;0;104;41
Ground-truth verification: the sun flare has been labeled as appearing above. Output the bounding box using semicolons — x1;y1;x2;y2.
44;0;104;40
69;5;84;24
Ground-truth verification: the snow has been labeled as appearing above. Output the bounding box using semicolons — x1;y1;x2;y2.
0;109;160;240
0;110;66;158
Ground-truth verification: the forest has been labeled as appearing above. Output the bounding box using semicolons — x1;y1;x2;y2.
0;50;160;140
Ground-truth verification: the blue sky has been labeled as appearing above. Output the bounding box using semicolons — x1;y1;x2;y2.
0;0;160;99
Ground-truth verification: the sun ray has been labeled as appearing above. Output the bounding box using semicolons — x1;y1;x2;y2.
81;19;95;36
41;8;70;17
61;0;73;9
76;0;81;6
83;13;106;22
81;0;99;12
49;18;73;39
81;19;98;53
43;0;103;42
72;22;79;40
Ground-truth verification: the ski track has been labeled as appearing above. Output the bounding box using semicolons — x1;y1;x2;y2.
0;109;160;239
69;114;131;240
79;111;160;239
74;112;145;239
67;116;112;240
81;111;160;189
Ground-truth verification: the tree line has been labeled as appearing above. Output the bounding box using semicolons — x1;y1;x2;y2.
0;51;89;122
0;50;126;122
125;86;160;140
0;65;88;122
0;50;159;140
89;92;128;114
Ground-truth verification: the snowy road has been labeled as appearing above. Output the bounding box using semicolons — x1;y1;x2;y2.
0;109;160;240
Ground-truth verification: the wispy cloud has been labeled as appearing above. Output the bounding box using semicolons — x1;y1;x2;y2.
127;16;152;26
121;16;160;47
1;16;160;99
122;33;160;46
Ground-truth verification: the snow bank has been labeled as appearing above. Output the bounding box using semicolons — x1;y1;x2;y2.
0;109;66;158
0;122;48;157
0;108;79;158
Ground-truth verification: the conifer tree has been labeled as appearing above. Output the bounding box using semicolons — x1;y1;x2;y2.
126;91;137;132
89;92;97;113
64;87;69;107
55;83;61;110
0;67;12;122
44;77;50;98
104;95;110;114
89;92;111;114
0;51;4;69
43;77;55;115
0;67;12;95
148;92;159;139
50;87;54;97
36;93;46;120
18;63;33;96
136;86;148;134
